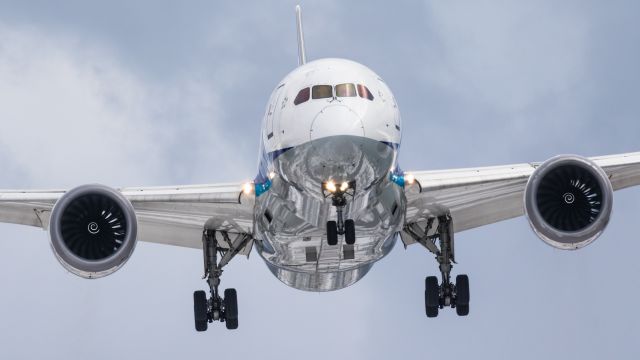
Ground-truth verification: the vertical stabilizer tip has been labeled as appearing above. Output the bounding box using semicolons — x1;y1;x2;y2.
295;5;307;66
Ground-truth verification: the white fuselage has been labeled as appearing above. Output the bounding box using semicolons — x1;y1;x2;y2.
252;58;406;291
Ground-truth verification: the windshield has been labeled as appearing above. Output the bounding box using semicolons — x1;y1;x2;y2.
294;87;310;105
312;85;333;99
357;84;374;100
335;83;357;97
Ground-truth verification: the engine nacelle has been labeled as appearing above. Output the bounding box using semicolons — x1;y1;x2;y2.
49;184;138;278
524;155;613;250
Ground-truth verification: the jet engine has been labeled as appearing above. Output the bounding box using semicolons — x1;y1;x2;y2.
524;155;613;250
48;184;138;278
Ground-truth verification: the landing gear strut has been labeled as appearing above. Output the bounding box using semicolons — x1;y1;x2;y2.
323;180;356;246
193;229;251;331
405;214;470;317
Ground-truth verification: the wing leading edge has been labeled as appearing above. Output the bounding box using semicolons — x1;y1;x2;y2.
0;183;255;253
3;152;639;251
402;152;640;246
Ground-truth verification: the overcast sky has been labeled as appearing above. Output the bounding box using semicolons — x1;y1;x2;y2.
1;1;639;359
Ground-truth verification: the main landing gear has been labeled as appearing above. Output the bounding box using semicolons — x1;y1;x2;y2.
193;229;252;331
405;214;470;317
323;180;356;246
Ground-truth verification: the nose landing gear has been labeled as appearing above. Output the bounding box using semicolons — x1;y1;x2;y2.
323;180;356;246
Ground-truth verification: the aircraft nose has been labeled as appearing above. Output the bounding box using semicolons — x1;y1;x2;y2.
307;105;366;181
310;104;364;141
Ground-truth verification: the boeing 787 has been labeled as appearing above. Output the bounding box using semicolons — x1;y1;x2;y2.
1;6;639;331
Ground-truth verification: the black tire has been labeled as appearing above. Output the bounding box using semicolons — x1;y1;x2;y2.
455;274;470;306
456;304;469;316
344;219;355;245
327;221;338;246
226;318;238;330
224;288;239;330
224;288;238;319
193;290;208;332
425;276;439;318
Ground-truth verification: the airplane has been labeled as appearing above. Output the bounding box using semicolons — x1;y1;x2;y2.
1;5;639;331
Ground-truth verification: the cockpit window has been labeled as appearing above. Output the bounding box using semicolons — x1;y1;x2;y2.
294;87;310;105
335;83;357;97
312;85;333;99
357;84;374;101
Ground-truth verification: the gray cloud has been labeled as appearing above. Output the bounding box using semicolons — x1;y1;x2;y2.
0;24;162;186
0;23;251;188
0;1;639;359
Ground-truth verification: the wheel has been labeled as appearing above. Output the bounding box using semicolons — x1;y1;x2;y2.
326;221;338;246
455;274;470;306
455;274;470;317
456;304;469;316
224;288;238;319
425;276;439;318
226;318;238;330
344;219;355;245
193;290;208;332
224;288;238;329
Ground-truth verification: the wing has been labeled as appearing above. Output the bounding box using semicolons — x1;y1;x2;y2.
0;183;255;254
401;152;640;246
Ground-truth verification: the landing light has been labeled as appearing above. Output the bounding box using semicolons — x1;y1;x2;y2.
268;171;276;180
340;181;349;192
325;180;337;193
242;182;254;195
405;173;415;185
